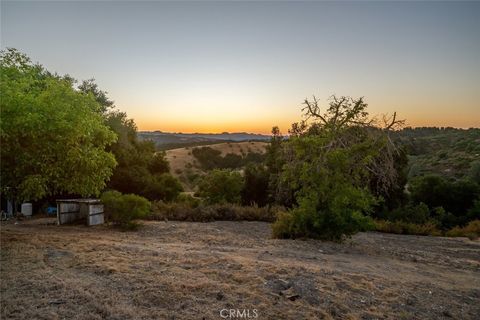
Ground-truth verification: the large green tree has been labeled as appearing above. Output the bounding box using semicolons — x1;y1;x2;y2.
0;49;117;201
272;96;404;241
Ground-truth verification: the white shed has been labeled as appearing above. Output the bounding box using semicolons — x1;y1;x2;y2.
56;199;104;226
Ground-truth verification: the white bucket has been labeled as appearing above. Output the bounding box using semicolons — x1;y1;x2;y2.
21;203;33;216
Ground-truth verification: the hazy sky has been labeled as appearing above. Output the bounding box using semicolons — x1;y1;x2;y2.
2;1;479;133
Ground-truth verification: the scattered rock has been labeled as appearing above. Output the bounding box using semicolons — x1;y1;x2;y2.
442;310;453;318
281;287;300;301
265;278;291;294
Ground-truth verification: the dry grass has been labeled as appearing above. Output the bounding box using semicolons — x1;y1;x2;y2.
1;218;479;319
446;220;480;240
149;201;279;222
165;141;268;190
373;219;442;236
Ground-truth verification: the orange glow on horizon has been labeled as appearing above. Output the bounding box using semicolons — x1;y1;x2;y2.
135;111;480;134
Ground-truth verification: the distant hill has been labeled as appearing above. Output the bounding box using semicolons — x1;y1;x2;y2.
394;127;480;180
138;131;271;150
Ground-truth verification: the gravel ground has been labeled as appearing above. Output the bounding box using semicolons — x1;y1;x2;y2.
1;218;479;319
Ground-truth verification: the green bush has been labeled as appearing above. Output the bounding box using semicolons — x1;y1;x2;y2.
101;191;151;229
143;173;183;202
409;175;479;227
241;164;270;206
191;146;265;170
272;185;375;242
197;169;244;204
176;193;202;208
386;202;430;224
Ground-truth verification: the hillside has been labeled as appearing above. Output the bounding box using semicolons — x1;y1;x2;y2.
165;141;268;190
395;128;480;180
138;131;270;150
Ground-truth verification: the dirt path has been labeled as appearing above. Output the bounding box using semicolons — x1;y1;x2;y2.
1;219;479;319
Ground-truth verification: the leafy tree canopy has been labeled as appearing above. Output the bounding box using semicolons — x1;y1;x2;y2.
271;95;404;241
0;48;117;201
197;169;244;204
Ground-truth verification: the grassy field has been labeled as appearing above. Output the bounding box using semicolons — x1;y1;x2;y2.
165;141;268;191
1;218;479;319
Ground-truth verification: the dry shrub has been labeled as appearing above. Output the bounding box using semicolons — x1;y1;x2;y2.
374;219;442;236
271;211;294;239
446;220;480;240
148;201;279;222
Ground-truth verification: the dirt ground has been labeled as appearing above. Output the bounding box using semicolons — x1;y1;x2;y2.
1;218;479;320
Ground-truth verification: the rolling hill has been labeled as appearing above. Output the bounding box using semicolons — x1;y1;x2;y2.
165;141;268;191
138;131;270;150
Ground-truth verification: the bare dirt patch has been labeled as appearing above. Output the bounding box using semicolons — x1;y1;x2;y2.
1;219;479;319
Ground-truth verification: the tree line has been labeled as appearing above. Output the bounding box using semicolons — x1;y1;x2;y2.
2;48;478;238
1;48;183;221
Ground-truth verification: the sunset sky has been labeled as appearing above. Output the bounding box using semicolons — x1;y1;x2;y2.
2;1;479;134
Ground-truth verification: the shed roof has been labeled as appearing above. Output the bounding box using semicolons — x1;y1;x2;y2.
56;199;101;204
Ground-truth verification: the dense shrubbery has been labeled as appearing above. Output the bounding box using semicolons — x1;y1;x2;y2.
370;174;480;237
373;175;480;234
143;173;183;202
241;164;270;206
191;146;265;170
197;169;244;204
0;49;117;202
104;111;183;202
268;96;403;241
149;200;278;222
101;191;151;230
396;127;480;181
409;175;479;219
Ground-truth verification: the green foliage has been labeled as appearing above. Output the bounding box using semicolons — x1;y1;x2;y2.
270;96;401;241
191;146;265;170
149;152;170;175
241;164;270;206
274;184;375;241
197;169;244;204
99;101;182;202
385;203;431;225
176;193;202;208
101;191;151;229
468;161;480;185
0;48;117;201
143;173;183;202
408;175;479;228
397;127;480;180
191;147;222;170
78;78;114;113
265;126;295;207
467;200;480;221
